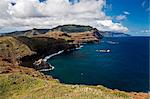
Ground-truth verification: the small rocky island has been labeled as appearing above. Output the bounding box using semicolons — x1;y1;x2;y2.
0;25;148;99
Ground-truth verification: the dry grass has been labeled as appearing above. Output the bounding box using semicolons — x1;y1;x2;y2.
38;31;99;44
0;36;33;59
0;73;136;99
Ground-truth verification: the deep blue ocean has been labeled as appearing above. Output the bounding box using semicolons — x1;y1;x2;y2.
44;37;149;92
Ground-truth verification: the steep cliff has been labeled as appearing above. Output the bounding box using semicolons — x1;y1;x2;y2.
1;24;103;41
0;36;78;70
0;25;149;99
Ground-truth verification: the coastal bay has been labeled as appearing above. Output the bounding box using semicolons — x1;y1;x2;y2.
44;37;149;93
0;25;149;98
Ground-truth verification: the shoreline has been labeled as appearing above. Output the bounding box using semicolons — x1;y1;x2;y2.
33;50;64;72
42;50;64;71
40;44;149;94
35;45;84;72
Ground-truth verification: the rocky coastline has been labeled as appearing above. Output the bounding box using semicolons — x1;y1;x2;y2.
33;58;54;71
19;41;80;70
0;25;149;99
33;44;85;71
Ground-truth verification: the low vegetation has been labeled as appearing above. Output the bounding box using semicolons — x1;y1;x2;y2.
0;25;149;99
0;73;136;99
51;24;94;33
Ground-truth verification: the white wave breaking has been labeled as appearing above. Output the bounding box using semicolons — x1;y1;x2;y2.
41;45;84;71
43;50;64;62
76;45;83;50
43;45;83;62
39;50;64;71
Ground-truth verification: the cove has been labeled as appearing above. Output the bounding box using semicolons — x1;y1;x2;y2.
43;37;149;92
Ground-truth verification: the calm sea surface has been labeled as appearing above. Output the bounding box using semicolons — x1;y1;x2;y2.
43;37;149;92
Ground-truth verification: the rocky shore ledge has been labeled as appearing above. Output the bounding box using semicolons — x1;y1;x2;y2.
33;58;54;71
33;44;84;71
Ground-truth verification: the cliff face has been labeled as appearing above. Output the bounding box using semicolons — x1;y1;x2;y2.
39;31;101;44
1;25;134;71
1;24;103;39
39;25;103;43
0;36;34;58
16;36;78;69
0;36;34;66
0;25;149;98
0;24;103;70
0;36;78;70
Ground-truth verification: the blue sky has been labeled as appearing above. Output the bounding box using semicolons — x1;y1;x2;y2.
27;0;150;36
68;0;150;35
0;0;149;36
104;0;149;36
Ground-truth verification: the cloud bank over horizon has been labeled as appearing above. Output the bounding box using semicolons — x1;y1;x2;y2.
0;0;128;33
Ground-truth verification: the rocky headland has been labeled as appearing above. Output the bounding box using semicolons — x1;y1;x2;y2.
0;25;149;99
0;25;102;70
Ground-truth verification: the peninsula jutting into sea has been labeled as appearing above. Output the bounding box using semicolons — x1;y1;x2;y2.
0;24;149;99
0;0;149;99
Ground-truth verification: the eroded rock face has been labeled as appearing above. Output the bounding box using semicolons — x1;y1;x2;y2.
49;24;103;43
0;25;103;70
0;36;34;66
33;59;52;70
16;36;79;70
38;30;102;44
0;35;77;70
0;36;34;59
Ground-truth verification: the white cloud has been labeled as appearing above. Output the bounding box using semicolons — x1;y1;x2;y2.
115;15;127;21
0;0;128;33
123;11;130;15
135;29;150;36
115;11;130;21
97;20;128;32
0;0;11;18
141;29;150;33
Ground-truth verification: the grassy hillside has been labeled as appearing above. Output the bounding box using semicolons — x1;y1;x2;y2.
51;24;94;33
0;36;34;66
1;28;50;37
0;73;137;99
40;31;99;44
0;27;148;99
0;36;33;59
1;25;98;36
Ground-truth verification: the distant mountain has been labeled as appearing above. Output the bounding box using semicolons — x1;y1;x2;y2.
0;24;103;39
0;28;50;37
51;24;103;39
0;24;130;38
0;24;103;70
50;24;94;33
99;31;131;37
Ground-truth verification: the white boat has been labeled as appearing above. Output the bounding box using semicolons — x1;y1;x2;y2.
96;49;111;53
